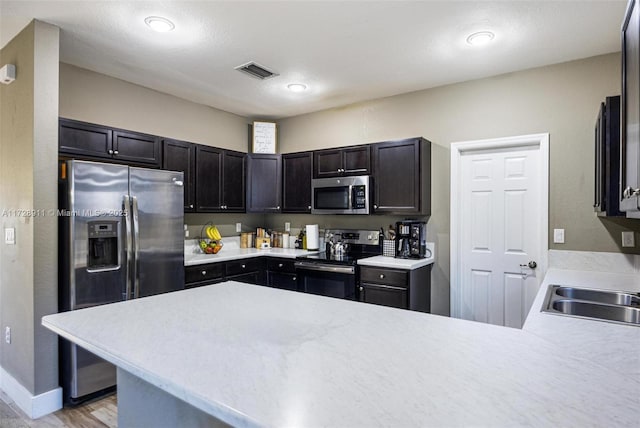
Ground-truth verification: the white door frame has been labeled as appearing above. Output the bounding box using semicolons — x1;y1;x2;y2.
450;133;549;319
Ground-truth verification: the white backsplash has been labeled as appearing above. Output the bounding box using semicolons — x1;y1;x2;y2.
548;249;640;274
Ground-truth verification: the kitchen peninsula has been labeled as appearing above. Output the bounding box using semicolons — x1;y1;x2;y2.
42;270;640;427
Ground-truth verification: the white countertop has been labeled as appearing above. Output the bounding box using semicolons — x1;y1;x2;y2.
186;238;435;270
43;269;640;427
523;268;640;377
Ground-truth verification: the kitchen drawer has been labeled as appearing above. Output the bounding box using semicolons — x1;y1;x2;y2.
226;258;264;277
359;266;408;286
185;263;224;285
266;258;296;273
267;272;298;291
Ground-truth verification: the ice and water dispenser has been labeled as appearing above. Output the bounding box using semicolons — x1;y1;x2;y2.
87;220;120;270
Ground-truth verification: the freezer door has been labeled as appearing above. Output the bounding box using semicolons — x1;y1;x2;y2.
129;167;185;297
67;161;129;309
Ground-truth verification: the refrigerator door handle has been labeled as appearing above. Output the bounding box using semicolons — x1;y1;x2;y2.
124;195;133;300
132;196;140;299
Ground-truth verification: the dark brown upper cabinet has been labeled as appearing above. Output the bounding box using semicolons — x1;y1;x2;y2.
162;138;196;212
59;118;161;168
313;145;370;178
593;96;622;217
371;137;430;215
196;146;245;213
247;154;282;213
282;152;312;213
621;0;640;218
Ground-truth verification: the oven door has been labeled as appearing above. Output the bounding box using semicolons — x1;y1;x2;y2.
294;261;356;300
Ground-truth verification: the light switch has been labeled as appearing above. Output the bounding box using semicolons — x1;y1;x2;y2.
285;222;291;232
236;223;242;233
622;231;635;247
4;227;15;245
553;228;565;244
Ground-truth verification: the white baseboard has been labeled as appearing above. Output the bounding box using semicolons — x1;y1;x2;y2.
0;365;62;419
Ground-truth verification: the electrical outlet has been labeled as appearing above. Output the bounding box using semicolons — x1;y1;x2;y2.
5;326;10;344
236;223;242;233
622;231;635;247
553;228;565;244
4;227;15;245
285;222;291;232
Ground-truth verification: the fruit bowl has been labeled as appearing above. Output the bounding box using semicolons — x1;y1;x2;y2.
199;223;223;254
199;238;223;254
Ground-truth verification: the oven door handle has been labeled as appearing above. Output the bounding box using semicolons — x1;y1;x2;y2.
294;261;355;275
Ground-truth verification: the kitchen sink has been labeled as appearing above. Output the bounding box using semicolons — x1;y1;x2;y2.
554;286;640;306
542;285;640;327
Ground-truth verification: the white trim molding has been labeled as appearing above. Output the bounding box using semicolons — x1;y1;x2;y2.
0;365;62;419
450;133;550;318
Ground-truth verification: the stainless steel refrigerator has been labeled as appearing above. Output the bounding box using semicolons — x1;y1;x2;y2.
58;160;185;403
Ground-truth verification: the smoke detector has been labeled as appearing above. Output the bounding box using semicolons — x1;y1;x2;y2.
234;62;279;80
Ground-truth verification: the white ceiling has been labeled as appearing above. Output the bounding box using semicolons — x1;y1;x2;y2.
0;1;628;119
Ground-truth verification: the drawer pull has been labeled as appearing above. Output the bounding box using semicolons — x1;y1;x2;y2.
201;270;206;276
278;263;284;268
293;276;296;281
241;264;246;269
379;274;385;279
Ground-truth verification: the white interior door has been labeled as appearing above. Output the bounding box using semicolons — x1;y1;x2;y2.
451;134;548;328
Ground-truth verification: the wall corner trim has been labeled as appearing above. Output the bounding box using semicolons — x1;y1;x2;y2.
0;365;62;419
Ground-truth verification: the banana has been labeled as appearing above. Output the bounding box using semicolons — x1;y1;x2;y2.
206;226;215;240
212;226;222;241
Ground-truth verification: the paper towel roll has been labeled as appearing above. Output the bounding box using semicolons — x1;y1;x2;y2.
306;224;319;250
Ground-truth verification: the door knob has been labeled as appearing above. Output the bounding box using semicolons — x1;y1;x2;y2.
519;261;537;269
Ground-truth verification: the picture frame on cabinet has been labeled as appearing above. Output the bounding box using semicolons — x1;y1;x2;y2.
252;121;277;154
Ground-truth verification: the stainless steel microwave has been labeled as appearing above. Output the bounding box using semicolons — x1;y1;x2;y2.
311;175;370;214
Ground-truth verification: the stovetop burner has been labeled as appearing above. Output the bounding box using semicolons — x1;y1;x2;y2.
296;228;382;266
297;250;379;266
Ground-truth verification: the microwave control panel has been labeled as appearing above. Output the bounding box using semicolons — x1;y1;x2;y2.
352;185;367;209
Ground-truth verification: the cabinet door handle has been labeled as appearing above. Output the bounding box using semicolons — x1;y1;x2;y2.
189;204;194;208
201;271;207;276
113;150;119;155
359;286;364;292
108;149;114;155
278;263;284;268
379;274;385;279
307;205;311;210
293;276;296;281
373;204;378;209
276;206;280;210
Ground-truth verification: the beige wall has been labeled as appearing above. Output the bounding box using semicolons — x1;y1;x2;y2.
0;20;59;395
277;53;640;315
59;63;249;152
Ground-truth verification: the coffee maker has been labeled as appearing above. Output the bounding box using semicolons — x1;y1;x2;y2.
395;221;427;258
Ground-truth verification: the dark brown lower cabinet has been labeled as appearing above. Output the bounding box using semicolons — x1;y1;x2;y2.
266;258;298;291
359;265;431;312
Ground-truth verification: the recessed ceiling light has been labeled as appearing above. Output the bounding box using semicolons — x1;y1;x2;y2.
466;31;495;46
144;16;175;33
287;83;307;93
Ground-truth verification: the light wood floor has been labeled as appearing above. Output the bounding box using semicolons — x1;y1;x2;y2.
0;389;117;428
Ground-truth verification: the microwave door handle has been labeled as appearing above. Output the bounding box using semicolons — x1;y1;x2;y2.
348;184;353;209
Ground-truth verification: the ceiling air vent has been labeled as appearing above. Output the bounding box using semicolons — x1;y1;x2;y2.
234;61;279;80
